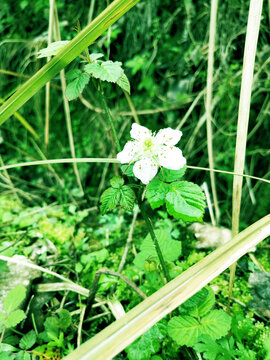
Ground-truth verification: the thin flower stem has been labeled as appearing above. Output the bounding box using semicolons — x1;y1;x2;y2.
99;84;121;153
139;202;171;283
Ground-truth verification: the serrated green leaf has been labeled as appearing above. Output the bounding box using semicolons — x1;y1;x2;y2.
165;181;206;222
146;179;169;209
159;166;187;182
3;285;26;314
19;330;36;350
16;350;31;360
0;351;15;360
200;310;231;340
116;73;130;94
126;322;167;360
110;176;124;189
58;309;72;329
89;53;104;61
0;312;6;324
189;287;215;317
134;230;181;270
119;185;135;212
5;310;26;328
100;187;120;215
0;343;18;352
65;69;82;80
37;41;69;58
65;72;90;100
85;61;123;83
179;287;208;314
168;315;201;346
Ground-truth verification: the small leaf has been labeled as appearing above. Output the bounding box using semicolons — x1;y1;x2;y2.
19;330;36;350
119;185;135;212
165;181;206;222
110;176;124;189
100;187;120;215
3;285;26;314
200;310;231;340
37;41;69;58
121;164;134;177
116;73;130;94
65;72;90;100
179;287;209;314
65;69;82;80
89;53;104;61
126;322;167;360
85;61;123;83
58;309;71;329
5;310;26;328
16;350;31;360
146;179;169;209
159;166;186;182
0;343;18;352
189;287;215;317
193;334;225;360
168;315;201;346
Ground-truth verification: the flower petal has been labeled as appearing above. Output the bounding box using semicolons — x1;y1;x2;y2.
130;123;151;140
157;146;186;170
133;158;158;184
117;141;138;164
155;128;182;146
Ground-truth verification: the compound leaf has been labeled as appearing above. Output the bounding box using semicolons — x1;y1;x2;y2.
146;179;169;209
85;61;123;83
100;187;120;215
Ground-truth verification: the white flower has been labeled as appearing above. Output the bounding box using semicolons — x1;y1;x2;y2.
117;123;186;184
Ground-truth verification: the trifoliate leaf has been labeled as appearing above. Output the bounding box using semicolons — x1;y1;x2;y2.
85;61;123;83
168;315;201;346
65;69;82;80
110;176;124;189
58;309;71;329
19;330;36;350
146;179;169;209
100;187;120;214
37;41;69;58
179;287;209;314
116;73;130;94
4;285;26;314
159;166;186;182
200;310;231;340
65;72;90;100
165;181;206;222
89;53;104;61
119;185;135;212
5;310;26;328
126;322;167;360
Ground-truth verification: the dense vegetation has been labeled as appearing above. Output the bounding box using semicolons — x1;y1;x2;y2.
0;0;269;359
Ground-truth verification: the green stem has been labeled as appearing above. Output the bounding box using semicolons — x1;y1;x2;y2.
139;202;171;283
99;85;121;153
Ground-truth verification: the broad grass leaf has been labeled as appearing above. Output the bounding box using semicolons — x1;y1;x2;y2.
19;330;36;350
165;181;206;222
116;73;130;94
119;186;135;212
100;187;120;215
85;61;123;83
126;322;167;360
168;315;201;346
65;72;90;100
5;310;26;328
3;285;26;313
200;310;231;340
146;179;169;209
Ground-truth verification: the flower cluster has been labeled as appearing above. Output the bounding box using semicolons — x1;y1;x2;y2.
117;123;186;184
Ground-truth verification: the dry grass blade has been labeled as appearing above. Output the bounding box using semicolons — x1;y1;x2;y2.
206;0;219;224
228;0;263;309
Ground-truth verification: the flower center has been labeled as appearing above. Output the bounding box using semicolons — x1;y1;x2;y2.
143;138;153;151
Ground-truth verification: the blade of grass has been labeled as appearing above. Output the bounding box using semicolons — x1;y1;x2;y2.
62;214;270;360
228;0;263;311
53;0;84;194
206;0;219;224
0;0;141;124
